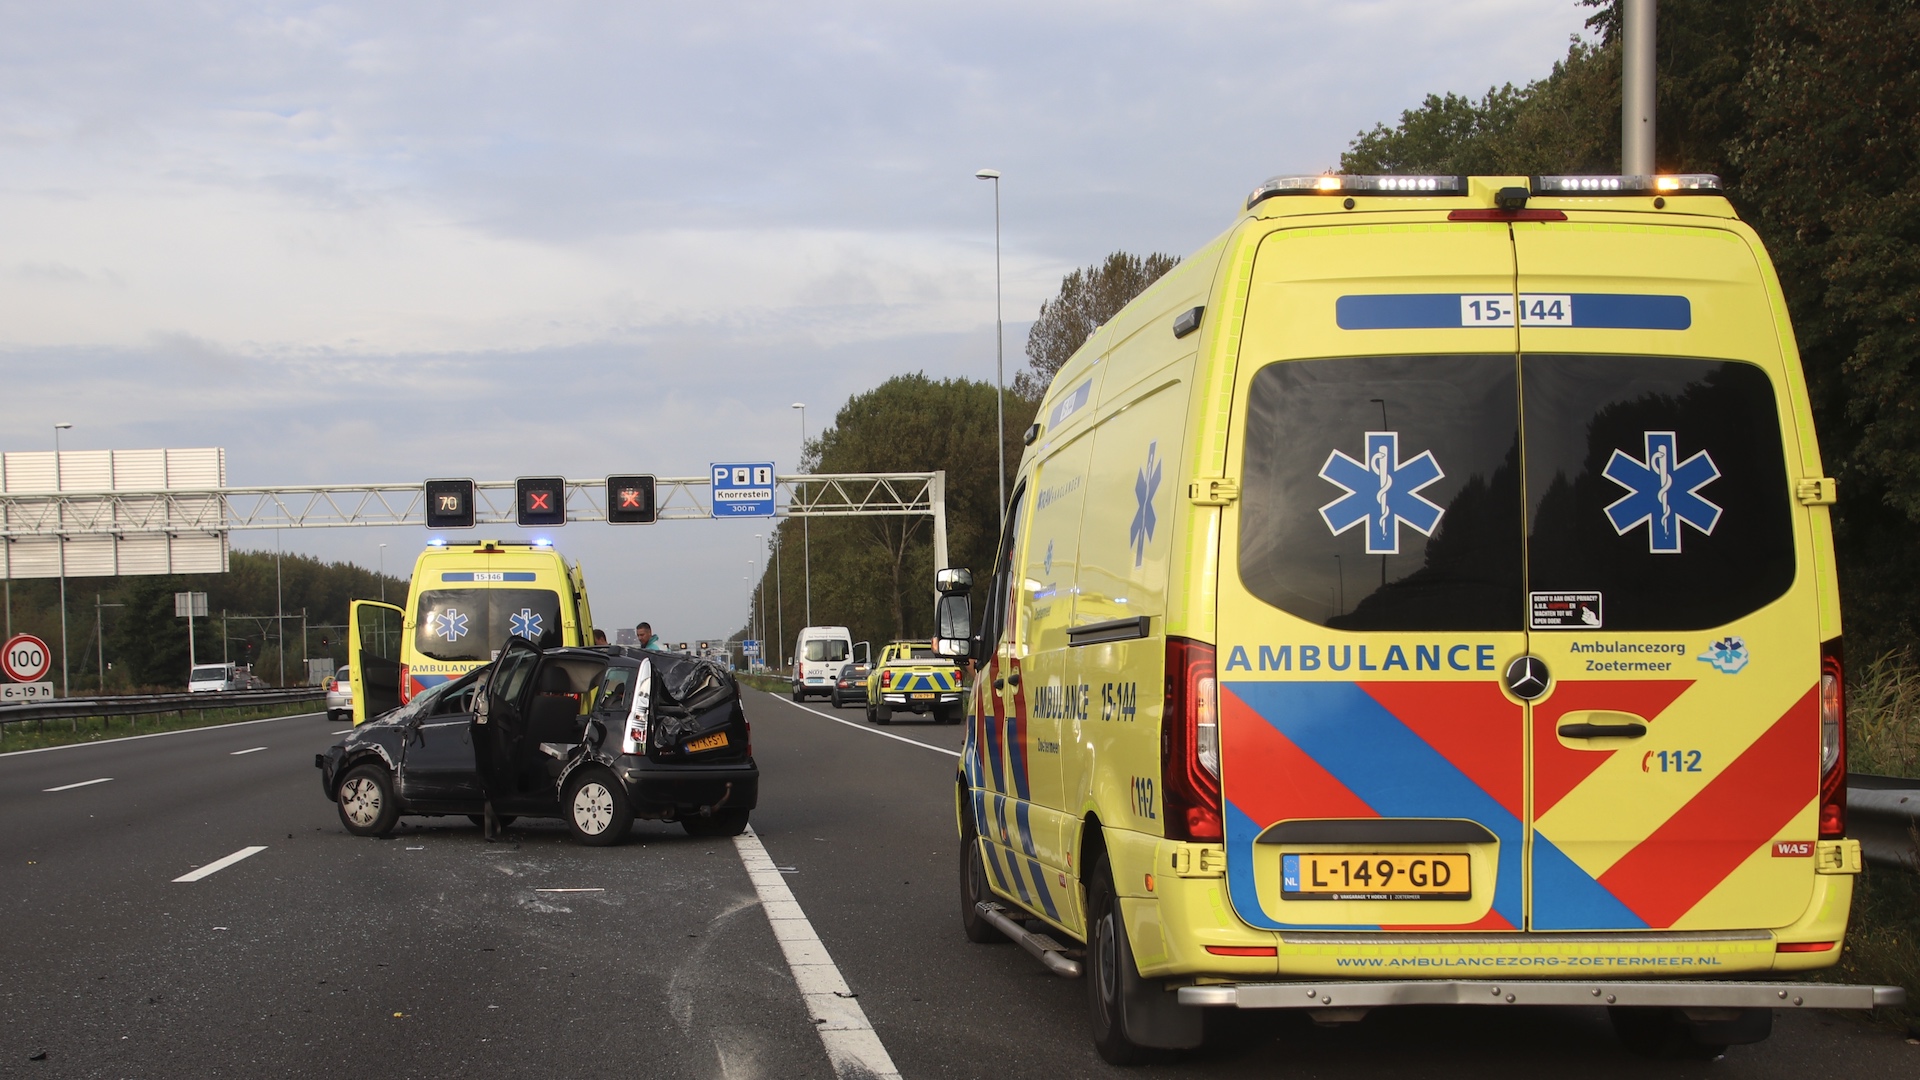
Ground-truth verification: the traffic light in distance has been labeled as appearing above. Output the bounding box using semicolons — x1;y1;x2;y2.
606;475;657;524
516;477;567;528
425;479;477;529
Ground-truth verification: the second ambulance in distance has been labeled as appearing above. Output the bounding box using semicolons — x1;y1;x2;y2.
940;173;1901;1064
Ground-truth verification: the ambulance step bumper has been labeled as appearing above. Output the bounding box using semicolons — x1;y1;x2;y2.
1177;979;1904;1011
976;902;1081;978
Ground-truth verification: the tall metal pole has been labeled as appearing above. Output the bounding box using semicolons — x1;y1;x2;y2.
276;529;285;686
378;543;387;601
773;533;783;669
792;403;812;627
54;422;71;697
976;169;1006;532
1622;0;1657;176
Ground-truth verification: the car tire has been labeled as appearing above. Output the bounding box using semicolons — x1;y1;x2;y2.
336;763;399;837
466;813;517;830
792;685;803;701
682;808;750;837
562;769;633;846
873;703;892;725
959;787;1007;944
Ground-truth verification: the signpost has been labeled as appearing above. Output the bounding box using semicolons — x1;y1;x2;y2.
710;463;776;518
175;591;208;667
2;632;54;702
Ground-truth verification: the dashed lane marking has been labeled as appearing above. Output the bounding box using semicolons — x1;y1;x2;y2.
766;693;961;758
230;746;267;756
736;826;900;1079
43;777;113;792
173;845;267;882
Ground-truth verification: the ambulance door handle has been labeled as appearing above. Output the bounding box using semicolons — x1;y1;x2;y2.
1558;721;1647;739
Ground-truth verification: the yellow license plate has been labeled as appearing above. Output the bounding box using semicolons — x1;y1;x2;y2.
1282;853;1470;900
685;732;728;753
911;693;935;700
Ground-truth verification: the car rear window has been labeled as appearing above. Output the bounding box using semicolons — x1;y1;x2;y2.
414;588;564;660
1522;355;1794;630
804;640;849;662
191;666;228;681
1238;355;1525;630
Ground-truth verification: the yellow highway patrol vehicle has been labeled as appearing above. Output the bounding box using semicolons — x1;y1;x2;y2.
940;173;1902;1063
348;539;594;724
865;641;966;724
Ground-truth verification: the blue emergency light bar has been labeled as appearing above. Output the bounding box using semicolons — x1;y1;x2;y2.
1533;174;1722;194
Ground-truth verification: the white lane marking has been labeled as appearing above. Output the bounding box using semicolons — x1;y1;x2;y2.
766;693;961;758
331;729;353;735
43;777;113;792
535;888;605;893
229;746;266;756
0;712;325;757
173;845;267;882
736;827;900;1079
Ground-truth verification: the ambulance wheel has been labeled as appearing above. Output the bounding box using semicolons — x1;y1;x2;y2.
563;769;633;846
1087;856;1203;1063
959;793;1007;944
336;764;398;838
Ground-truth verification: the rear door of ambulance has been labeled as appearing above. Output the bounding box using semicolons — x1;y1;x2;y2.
1514;217;1821;932
1218;220;1531;933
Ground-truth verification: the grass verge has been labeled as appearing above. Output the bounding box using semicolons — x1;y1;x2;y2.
0;698;327;753
736;673;791;695
1850;648;1920;779
1826;857;1920;1035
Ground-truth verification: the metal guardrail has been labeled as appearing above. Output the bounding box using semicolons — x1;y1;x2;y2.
1850;774;1920;870
0;687;325;730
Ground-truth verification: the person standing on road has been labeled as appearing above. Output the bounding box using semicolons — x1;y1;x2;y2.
635;622;665;651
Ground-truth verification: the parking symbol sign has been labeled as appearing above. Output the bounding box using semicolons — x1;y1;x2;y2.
711;461;776;517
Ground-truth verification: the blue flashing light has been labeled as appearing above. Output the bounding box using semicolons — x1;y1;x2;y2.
533;537;553;547
428;538;447;547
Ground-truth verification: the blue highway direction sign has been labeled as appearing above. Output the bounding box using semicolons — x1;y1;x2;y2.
711;462;775;518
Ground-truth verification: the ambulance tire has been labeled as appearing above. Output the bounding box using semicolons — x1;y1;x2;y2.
1609;1005;1766;1059
1087;856;1204;1063
958;798;1007;944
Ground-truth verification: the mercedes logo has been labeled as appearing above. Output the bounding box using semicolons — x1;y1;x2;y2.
1504;655;1551;700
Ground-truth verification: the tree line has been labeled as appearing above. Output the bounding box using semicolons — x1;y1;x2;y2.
2;552;406;691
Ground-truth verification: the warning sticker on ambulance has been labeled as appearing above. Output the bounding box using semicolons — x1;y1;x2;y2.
1531;591;1603;629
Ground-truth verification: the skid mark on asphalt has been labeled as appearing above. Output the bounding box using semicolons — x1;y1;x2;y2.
173;845;267;882
766;694;960;758
736;826;900;1080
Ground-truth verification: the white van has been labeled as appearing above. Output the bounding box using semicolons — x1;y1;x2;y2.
791;626;853;701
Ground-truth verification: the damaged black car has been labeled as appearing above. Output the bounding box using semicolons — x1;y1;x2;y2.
316;638;755;843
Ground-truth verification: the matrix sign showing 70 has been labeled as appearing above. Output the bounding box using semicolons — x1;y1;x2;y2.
1460;293;1574;327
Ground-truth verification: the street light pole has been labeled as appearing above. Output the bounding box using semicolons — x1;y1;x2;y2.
791;402;812;627
976;168;1006;533
378;543;388;601
54;422;72;697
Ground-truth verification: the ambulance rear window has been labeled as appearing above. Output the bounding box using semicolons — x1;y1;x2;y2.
1238;355;1525;630
414;588;565;660
1522;356;1794;630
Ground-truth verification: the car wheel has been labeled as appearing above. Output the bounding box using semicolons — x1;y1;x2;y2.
1086;854;1205;1063
959;788;1007;944
336;763;399;837
682;808;750;837
792;685;803;701
563;769;633;846
873;703;892;724
466;813;517;830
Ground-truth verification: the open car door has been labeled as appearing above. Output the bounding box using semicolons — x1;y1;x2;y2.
349;600;405;725
477;636;543;808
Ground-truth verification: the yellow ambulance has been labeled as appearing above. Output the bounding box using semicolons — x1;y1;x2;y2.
348;539;594;724
944;174;1901;1062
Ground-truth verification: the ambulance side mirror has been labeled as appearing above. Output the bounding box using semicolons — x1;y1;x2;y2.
934;569;971;659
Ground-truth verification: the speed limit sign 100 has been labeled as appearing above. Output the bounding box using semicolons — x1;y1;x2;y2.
2;634;51;683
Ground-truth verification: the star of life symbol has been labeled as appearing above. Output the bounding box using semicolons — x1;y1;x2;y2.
1130;441;1161;568
1602;431;1721;553
433;608;470;643
1318;432;1445;555
1698;636;1750;674
508;608;544;639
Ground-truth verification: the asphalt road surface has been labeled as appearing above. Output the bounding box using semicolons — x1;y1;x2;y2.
1;691;1914;1078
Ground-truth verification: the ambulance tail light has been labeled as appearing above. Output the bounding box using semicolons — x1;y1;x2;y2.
1164;638;1222;842
398;664;411;704
1819;639;1846;839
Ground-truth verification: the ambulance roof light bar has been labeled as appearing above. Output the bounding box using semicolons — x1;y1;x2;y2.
1246;174;1467;208
1533;173;1722;194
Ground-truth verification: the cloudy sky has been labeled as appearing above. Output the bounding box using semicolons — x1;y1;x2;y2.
0;0;1592;641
